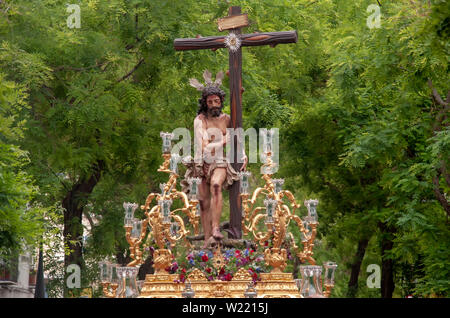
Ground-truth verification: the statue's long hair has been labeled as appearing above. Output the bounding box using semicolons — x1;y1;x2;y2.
197;86;226;116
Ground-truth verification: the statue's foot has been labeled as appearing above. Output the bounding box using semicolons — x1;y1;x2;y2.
212;227;224;240
202;237;217;249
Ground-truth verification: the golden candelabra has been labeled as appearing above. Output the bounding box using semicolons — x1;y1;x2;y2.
239;129;337;297
124;132;201;274
240;151;315;273
100;129;338;298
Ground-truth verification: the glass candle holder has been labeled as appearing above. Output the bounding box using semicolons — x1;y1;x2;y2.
99;261;111;283
131;219;142;239
170;221;180;236
264;198;277;224
304;199;319;222
272;179;284;194
299;265;323;297
181;281;195;298
323;261;338;286
137;280;145;293
169;153;181;174
116;267;139;298
160;132;174;154
110;264;119;284
158;199;173;224
187;177;202;198
238;171;251;194
262;128;275;154
123;202;139;226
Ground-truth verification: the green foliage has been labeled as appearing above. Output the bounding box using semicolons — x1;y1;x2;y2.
0;73;44;257
0;0;448;297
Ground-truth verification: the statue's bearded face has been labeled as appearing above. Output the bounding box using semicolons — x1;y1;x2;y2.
206;94;222;117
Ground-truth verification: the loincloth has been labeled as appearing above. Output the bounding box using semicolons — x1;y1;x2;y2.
181;157;240;194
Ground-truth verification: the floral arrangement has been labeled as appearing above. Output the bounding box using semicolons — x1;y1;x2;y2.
165;248;270;284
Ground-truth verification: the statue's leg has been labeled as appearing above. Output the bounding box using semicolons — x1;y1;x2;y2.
198;177;212;248
210;167;227;240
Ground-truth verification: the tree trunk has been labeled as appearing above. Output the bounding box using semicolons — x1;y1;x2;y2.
347;238;370;297
62;160;104;291
378;222;396;298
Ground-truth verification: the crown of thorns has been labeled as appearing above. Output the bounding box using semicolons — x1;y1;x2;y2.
189;70;224;92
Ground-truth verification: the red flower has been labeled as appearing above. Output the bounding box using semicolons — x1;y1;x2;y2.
180;274;185;282
202;254;209;262
235;250;241;256
225;273;232;281
264;241;268;247
206;267;212;273
250;249;254;254
181;268;186;274
219;267;225;275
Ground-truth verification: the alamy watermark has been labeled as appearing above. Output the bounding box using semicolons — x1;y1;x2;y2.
366;4;381;29
168;127;280;173
366;264;381;288
66;264;81;288
67;4;81;29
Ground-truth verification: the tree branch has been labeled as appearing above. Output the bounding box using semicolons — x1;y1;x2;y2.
117;58;145;82
53;61;110;72
39;161;71;192
83;210;95;229
439;161;450;188
428;79;448;107
432;172;450;217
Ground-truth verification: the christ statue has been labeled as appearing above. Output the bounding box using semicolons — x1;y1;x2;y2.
182;70;248;248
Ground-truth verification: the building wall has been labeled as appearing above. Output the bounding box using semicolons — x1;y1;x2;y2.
0;252;35;298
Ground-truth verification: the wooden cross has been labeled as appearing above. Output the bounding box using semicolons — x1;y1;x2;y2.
174;6;297;239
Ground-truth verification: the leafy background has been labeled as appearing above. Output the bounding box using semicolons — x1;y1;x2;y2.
0;0;448;297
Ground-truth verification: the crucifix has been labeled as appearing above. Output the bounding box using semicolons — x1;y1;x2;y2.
174;6;297;239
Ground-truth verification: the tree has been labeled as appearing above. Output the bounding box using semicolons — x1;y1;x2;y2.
0;72;43;257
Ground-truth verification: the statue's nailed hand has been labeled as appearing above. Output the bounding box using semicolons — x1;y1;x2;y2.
240;155;248;171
